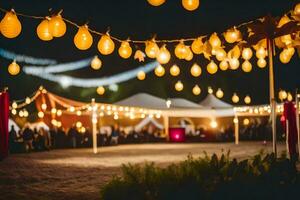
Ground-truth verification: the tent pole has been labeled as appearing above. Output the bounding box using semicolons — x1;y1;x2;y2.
267;37;277;157
163;115;169;141
234;116;239;145
91;99;98;154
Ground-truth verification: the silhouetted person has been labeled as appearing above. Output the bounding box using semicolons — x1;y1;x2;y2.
23;125;34;152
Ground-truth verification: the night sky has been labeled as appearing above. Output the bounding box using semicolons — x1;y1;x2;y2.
0;0;299;105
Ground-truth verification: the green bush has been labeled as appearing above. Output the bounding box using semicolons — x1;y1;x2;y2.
101;152;299;200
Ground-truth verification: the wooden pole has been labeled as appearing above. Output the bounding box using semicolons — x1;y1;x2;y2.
91;99;98;154
163;115;169;141
267;38;277;157
234;116;239;145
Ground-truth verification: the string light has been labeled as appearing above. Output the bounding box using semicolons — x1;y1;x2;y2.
137;70;146;80
190;63;201;77
244;95;251;104
156;45;171;64
182;0;200;11
257;58;267;68
175;81;184;91
219;60;229;71
96;86;105;95
207;60;218;74
118;41;132;59
242;60;252;73
154;65;165;77
36;18;53;41
147;0;166;6
232;93;239;103
98;34;115;55
216;88;224;98
74;25;93;50
0;9;22;38
192;85;201;95
8;60;21;75
91;56;102;70
170;64;180;76
49;13;66;38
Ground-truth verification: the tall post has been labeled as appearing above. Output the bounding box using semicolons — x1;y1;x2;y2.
234;116;239;145
295;90;300;158
91;99;98;154
163;115;169;141
267;38;277;157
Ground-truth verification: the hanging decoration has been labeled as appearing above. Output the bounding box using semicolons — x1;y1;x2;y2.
232;93;239;103
118;41;132;59
182;0;200;11
48;13;66;38
156;45;171;64
90;56;102;70
154;64;165;77
216;88;224;98
244;95;251;104
0;9;22;38
137;70;146;80
96;86;105;95
74;25;93;50
98;33;115;55
147;0;166;7
36;17;53;41
170;64;180;76
192;85;201;95
8;60;20;75
190;63;202;77
175;80;184;91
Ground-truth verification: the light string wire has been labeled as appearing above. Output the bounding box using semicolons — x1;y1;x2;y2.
0;6;274;44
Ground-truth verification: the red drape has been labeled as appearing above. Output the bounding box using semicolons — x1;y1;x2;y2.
0;91;9;160
283;102;299;158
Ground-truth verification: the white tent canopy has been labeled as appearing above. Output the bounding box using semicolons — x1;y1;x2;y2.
199;94;233;108
29;121;50;131
169;98;202;108
134;117;164;132
9;119;20;132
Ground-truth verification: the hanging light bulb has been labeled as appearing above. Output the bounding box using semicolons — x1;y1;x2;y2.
134;50;146;62
0;10;22;38
232;93;239;103
191;37;204;54
147;0;166;6
256;47;267;59
287;92;293;101
145;40;159;58
91;56;102;70
215;48;227;61
170;64;180;76
154;65;165;77
36;18;53;41
18;110;24;118
242;60;252;72
216;88;224;98
118;41;132;59
190;63;202;77
175;81;184;91
209;33;221;48
8;60;20;75
244;95;251;104
51;108;57;114
137;70;146;80
279;50;291;64
184;47;193;61
25;97;31;104
96;86;105;95
243;118;250;126
279;90;287;101
11;109;17;115
224;27;241;43
98;34;115;55
192;85;201;95
242;48;253;60
257;58;267;68
56;110;62;116
49;13;66;37
208;87;213;94
156;45;171;64
73;25;93;50
12;102;18;109
182;0;200;11
294;3;300;15
219;60;229;71
41;103;47;110
207;60;218;74
175;41;189;59
229;58;240;70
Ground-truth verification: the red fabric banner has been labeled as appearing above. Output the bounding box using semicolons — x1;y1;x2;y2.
0;91;9;160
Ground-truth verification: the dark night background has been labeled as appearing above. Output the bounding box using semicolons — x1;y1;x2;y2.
0;0;299;104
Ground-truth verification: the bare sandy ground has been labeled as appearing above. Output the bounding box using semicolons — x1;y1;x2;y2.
0;142;287;200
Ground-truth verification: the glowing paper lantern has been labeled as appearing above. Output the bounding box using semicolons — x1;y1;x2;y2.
147;0;166;6
190;63;201;77
51;108;57;114
118;41;132;59
175;41;189;59
224;27;241;43
279;48;294;64
41;103;47;110
216;88;224;98
0;10;22;38
242;48;253;60
25;97;31;104
256;47;267;59
232;93;239;103
74;25;93;50
257;58;267;68
287;92;293;101
156;45;171;64
191;37;204;54
98;34;115;55
11;109;17;115
49;14;66;37
215;48;227;61
137;70;146;80
182;0;200;11
208;87;213;94
279;90;287;101
91;56;102;70
155;65;165;77
206;60;218;74
210;120;218;128
233;117;239;124
36;18;53;41
8;61;20;75
294;3;300;15
97;86;105;95
219;60;229;71
57;110;62;116
170;64;180;76
145;40;159;58
184;47;193;61
229;58;240;70
209;33;221;48
175;81;184;91
242;60;252;72
192;85;201;95
243;118;250;126
12;102;18;109
244;95;251;104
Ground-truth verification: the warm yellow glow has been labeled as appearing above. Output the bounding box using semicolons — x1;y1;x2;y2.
209;33;221;48
113;115;119;120
25;97;31;104
279;48;294;64
38;111;44;118
23;110;29;117
280;34;292;45
242;60;252;73
294;3;300;15
244;95;251;104
190;63;201;77
156;45;171;64
49;14;66;38
243;118;250;126
256;47;267;59
96;86;105;95
36;18;53;41
98;34;115;55
154;65;165;77
229;58;240;70
76;110;82;116
175;41;189;59
18;110;24;117
219;60;229;71
287;92;293;101
192;85;201;95
8;61;20;75
216;88;224;99
145;40;159;58
224;27;241;43
91;56;102;70
232;93;239;103
182;0;200;11
242;48;253;60
51;108;57;114
76;121;82;128
147;0;166;6
74;25;93;50
11;109;17;115
56;109;62;116
207;60;218;74
170;64;180;76
208;87;213;94
233;117;239;124
185;47;193;61
12;102;18;109
215;48;227;61
69;106;75;112
257;58;267;68
41;103;47;110
137;70;146;80
118;41;132;59
175;81;184;91
0;10;22;38
210;120;218;128
279;90;287;101
191;37;204;54
277;15;291;28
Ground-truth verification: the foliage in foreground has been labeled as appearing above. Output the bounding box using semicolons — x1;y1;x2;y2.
101;151;300;200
